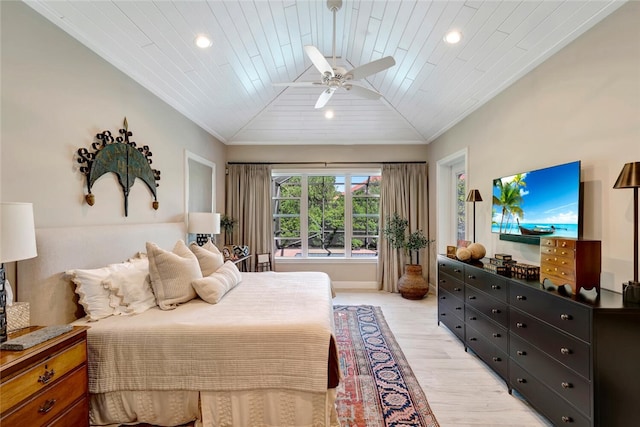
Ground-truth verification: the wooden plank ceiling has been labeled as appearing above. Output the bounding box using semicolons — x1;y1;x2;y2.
25;0;626;145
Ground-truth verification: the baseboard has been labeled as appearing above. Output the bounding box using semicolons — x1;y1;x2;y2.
333;281;378;290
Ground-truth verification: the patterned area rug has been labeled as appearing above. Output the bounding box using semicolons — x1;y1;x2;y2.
334;305;440;427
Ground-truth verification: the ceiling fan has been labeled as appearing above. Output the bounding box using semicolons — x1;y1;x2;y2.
273;0;396;109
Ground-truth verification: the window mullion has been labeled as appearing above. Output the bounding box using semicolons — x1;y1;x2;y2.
301;174;309;258
345;174;352;258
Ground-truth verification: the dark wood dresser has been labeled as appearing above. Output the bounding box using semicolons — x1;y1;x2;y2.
437;255;640;427
1;326;89;427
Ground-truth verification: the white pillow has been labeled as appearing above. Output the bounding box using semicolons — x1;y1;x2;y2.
103;258;156;314
67;260;141;321
192;261;242;304
147;240;202;310
189;241;225;276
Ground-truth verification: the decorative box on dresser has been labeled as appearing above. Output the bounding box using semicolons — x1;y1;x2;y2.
1;326;89;427
437;255;640;427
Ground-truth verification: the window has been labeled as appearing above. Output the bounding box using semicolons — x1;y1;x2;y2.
455;170;466;244
272;170;381;259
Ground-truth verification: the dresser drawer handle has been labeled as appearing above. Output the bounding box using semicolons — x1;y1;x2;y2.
560;314;572;320
469;337;477;341
469;316;477;321
454;268;462;273
516;350;526;356
516;295;526;301
491;285;500;290
492;333;501;338
561;382;573;389
440;313;446;316
440;296;446;300
468;296;476;300
455;307;462;310
439;279;446;283
454;287;462;292
516;322;525;328
38;399;57;414
468;275;476;279
516;378;526;384
491;309;500;314
492;357;501;362
38;366;56;385
560;347;571;355
455;325;462;329
561;416;573;423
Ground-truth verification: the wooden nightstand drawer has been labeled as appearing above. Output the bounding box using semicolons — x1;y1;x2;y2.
0;340;87;413
49;396;89;427
2;365;87;427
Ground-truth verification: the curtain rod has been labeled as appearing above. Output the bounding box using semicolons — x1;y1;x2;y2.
226;161;426;165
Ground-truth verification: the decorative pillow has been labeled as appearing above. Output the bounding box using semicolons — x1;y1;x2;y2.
147;240;202;310
67;260;142;321
103;258;156;314
191;261;242;304
189;241;224;276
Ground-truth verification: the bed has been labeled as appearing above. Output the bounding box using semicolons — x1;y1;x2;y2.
17;223;340;427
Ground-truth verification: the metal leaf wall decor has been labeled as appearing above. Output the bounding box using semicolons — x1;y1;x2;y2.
76;117;161;216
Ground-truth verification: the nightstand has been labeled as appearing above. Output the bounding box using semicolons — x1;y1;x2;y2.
1;326;89;427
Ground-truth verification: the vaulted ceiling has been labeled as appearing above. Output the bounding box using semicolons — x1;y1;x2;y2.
25;0;625;145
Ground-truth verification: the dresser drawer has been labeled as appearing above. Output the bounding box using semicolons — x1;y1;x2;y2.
48;396;89;427
510;281;590;342
466;306;508;354
465;324;508;380
510;334;591;416
510;308;590;379
438;273;465;299
438;289;465;322
510;362;590;427
0;340;87;414
464;268;508;303
2;365;87;427
438;257;464;281
466;286;508;327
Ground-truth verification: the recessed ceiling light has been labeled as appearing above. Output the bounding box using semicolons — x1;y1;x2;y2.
443;30;462;44
195;34;212;49
324;110;334;119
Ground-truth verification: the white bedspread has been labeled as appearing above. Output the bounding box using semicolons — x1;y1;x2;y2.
73;271;336;395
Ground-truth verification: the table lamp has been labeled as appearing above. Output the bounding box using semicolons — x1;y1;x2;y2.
614;162;640;303
188;212;221;246
1;202;38;343
466;189;483;243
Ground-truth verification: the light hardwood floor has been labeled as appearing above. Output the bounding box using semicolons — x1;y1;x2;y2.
332;289;553;427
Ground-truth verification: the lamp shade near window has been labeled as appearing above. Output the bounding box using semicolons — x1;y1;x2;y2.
613;162;640;303
188;212;221;246
1;202;38;342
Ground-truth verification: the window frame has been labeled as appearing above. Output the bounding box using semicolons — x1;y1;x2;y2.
272;168;381;262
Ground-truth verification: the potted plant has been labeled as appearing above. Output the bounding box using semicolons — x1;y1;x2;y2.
220;214;236;245
383;213;434;299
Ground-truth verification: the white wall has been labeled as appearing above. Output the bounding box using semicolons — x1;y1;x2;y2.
426;1;640;293
1;1;226;228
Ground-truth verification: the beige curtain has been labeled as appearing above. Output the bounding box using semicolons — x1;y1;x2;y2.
377;163;429;292
226;164;273;271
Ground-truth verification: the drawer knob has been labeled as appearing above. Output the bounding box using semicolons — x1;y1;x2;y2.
516;350;526;356
441;313;446;316
561;382;573;389
561;347;571;355
454;269;461;273
493;333;501;338
491;308;500;314
468;296;476;300
492;357;501;362
455;307;462;310
454;287;462;292
560;314;572;320
516;295;526;301
469;337;477;341
439;279;446;283
469;316;477;321
561;416;573;423
516;322;525;328
38;366;56;384
491;285;500;290
39;399;57;414
440;296;446;300
455;325;462;329
468;275;476;279
516;378;526;384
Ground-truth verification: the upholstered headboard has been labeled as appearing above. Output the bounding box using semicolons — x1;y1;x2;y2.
17;222;185;325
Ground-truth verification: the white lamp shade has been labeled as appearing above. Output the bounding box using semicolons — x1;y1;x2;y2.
187;212;221;235
1;202;38;263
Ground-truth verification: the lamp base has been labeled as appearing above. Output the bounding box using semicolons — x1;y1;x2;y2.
623;281;640;305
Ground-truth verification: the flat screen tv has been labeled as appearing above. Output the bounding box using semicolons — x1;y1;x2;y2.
492;160;581;245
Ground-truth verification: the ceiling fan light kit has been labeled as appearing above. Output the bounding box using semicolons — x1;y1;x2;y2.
274;0;396;109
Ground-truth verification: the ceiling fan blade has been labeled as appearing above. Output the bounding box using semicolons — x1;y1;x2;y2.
304;45;334;77
315;88;336;109
344;84;382;100
272;82;322;87
345;56;396;80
